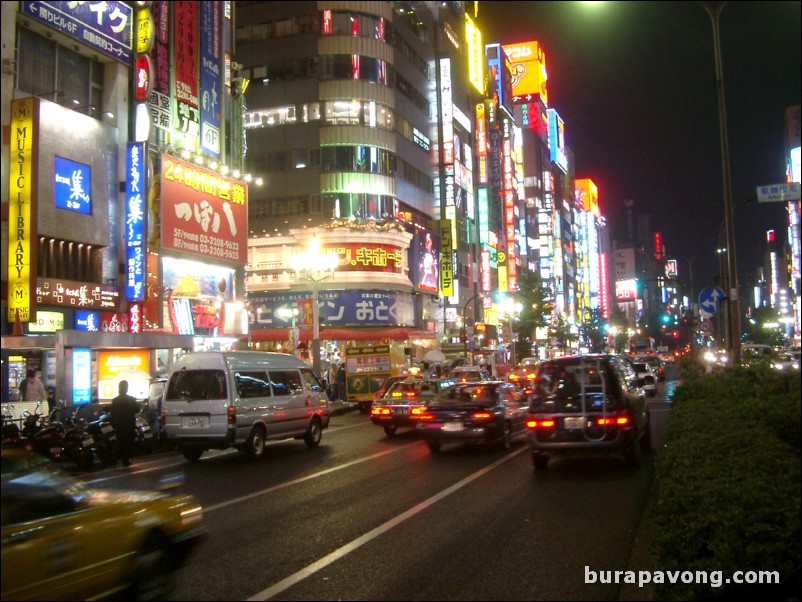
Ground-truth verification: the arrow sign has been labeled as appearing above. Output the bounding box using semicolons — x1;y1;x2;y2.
698;287;725;315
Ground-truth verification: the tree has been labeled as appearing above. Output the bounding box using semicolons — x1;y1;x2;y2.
511;269;551;362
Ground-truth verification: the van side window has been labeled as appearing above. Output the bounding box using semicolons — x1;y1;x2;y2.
165;369;227;401
269;370;304;396
300;368;322;392
234;371;272;399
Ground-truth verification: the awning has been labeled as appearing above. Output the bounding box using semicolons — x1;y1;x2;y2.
245;326;431;343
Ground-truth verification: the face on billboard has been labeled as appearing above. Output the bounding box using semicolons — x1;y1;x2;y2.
410;229;440;294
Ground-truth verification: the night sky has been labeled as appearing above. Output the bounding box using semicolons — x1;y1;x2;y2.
478;1;801;297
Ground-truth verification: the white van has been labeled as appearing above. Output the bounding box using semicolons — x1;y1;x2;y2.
161;351;330;461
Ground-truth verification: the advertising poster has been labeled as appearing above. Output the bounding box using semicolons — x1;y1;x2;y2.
160;154;248;263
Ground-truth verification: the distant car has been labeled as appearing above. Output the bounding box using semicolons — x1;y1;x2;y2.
370;377;455;437
508;361;539;388
637;355;665;381
526;354;650;471
415;381;529;452
1;446;204;601
657;351;675;364
771;352;799;371
447;367;493;383
632;361;658;397
372;372;419;404
741;343;774;368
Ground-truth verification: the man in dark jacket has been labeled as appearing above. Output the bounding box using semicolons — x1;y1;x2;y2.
111;380;139;467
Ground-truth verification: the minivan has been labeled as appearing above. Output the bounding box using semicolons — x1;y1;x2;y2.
162;351;330;461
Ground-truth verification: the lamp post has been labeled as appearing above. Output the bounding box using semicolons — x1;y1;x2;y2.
291;236;338;378
699;1;740;366
462;293;483;362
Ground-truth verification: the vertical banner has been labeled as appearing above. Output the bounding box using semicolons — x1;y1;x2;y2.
199;1;221;158
439;219;454;297
173;1;200;142
148;1;172;133
8;97;39;323
125;143;147;301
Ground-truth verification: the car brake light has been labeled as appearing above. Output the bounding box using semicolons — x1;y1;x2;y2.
405;391;418;398
227;405;237;425
371;407;391;416
526;418;556;428
472;411;492;421
597;414;629;426
410;406;426;416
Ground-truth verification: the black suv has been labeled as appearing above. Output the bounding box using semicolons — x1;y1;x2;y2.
526;354;650;470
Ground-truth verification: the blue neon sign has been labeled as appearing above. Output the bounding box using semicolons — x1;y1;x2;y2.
54;156;92;215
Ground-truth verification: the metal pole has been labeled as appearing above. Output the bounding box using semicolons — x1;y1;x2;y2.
311;281;321;378
701;1;740;365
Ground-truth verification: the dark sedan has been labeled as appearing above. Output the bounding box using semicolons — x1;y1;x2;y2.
526;354;650;471
415;381;529;452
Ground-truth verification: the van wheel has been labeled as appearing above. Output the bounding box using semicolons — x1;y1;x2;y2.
182;447;203;462
304;418;322;448
245;427;266;458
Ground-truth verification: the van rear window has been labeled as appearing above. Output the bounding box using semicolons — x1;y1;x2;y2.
165;369;227;401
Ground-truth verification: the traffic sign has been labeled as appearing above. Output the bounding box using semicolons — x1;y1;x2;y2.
698;287;725;315
756;183;800;203
700;319;712;333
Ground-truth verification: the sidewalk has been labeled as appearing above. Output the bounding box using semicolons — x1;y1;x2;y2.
327;399;359;417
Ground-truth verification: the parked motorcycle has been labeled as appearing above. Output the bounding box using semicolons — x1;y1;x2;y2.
84;409;117;467
27;402;95;471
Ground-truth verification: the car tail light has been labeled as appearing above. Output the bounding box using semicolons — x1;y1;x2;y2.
371;407;391;416
596;414;629;426
405;391;418;399
526;418;556;429
417;413;435;421
509;373;520;382
227;405;237;425
472;411;492;421
410;406;427;417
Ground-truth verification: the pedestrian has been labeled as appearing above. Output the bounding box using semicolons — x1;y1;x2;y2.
336;363;346;402
327;362;339;402
20;369;46;401
110;380;139;467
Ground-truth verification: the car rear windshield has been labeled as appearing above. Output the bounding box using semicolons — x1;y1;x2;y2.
385;381;439;398
430;384;497;408
165;369;227;401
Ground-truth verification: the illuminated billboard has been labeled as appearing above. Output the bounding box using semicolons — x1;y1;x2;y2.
502;41;548;106
54;157;92;215
465;14;484;93
548;108;567;174
160;154;248;263
575;178;599;216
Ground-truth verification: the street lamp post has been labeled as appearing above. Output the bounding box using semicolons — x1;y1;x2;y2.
291;236;338;378
462;293;482;363
700;1;740;366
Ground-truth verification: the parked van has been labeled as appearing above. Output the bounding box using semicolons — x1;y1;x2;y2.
162;351;330;461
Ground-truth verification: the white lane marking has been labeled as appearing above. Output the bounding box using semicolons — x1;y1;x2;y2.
204;446;410;512
246;446;528;601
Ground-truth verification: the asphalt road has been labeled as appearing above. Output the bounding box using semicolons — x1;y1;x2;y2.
84;375;675;601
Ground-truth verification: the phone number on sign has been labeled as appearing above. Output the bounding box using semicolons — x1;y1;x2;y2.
172;230;241;260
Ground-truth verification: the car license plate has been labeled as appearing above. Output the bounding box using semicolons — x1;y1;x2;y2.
443;422;463;432
392;408;409;416
182;416;209;428
564;416;586;430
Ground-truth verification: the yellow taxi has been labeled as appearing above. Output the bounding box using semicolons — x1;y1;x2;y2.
1;446;204;601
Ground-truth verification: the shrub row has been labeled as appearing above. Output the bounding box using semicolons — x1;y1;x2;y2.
652;364;801;600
